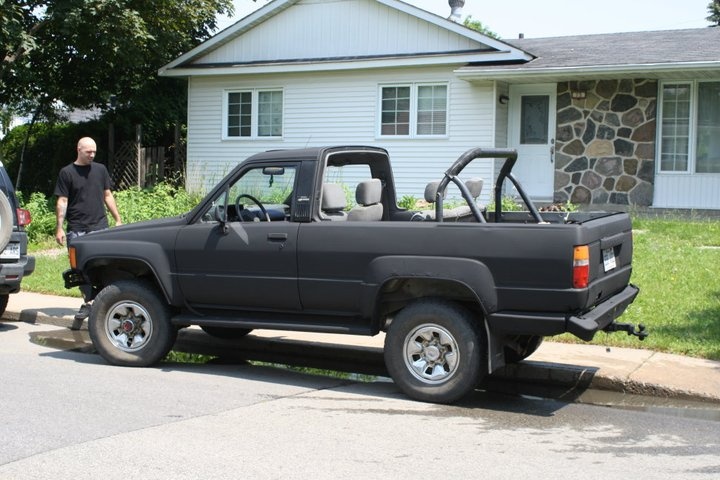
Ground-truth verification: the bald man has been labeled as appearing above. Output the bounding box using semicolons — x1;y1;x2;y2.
54;137;122;321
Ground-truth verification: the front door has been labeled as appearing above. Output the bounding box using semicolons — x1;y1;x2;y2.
174;163;301;311
509;84;557;201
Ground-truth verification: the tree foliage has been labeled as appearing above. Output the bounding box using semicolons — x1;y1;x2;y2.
463;15;499;39
0;0;234;114
708;0;720;25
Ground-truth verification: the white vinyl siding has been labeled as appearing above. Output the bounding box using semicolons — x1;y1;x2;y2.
186;68;497;202
197;0;488;66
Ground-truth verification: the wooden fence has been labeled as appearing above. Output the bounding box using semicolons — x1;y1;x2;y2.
109;125;185;190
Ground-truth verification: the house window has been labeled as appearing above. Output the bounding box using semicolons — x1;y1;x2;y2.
380;84;448;137
227;92;252;137
659;81;720;174
417;85;447;135
381;86;410;135
225;89;283;139
696;82;720;173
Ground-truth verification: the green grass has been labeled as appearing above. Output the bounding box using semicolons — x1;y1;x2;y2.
24;216;720;361
558;216;720;360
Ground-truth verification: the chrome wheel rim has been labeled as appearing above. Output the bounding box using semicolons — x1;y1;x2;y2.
403;324;459;384
104;301;153;352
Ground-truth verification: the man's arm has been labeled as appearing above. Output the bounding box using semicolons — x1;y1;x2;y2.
55;196;68;246
104;189;122;226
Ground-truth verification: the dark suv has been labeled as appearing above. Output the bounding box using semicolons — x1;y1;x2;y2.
0;161;34;317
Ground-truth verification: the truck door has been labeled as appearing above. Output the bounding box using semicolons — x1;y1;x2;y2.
174;164;301;311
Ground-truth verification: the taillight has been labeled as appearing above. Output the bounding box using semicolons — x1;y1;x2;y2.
16;208;31;227
573;245;589;288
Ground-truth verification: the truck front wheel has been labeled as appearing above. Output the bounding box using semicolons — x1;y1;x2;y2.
384;299;485;404
89;280;176;367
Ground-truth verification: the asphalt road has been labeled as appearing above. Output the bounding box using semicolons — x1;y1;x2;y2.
2;319;719;480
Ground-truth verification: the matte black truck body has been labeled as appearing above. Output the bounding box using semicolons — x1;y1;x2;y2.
65;146;641;403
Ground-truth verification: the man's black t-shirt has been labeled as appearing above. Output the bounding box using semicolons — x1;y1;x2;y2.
54;162;113;232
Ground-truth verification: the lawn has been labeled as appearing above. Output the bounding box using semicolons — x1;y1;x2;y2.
24;216;720;360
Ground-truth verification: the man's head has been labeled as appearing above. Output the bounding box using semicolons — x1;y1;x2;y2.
75;137;97;165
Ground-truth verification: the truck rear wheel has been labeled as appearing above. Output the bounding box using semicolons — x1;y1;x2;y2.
384;298;485;404
89;280;176;367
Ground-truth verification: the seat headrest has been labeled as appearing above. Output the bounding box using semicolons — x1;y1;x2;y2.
465;177;484;199
322;183;347;211
424;181;446;203
355;179;382;206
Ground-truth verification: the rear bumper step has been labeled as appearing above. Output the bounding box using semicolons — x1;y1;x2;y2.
567;284;640;341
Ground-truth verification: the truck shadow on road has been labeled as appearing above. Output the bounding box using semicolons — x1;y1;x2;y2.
30;326;592;416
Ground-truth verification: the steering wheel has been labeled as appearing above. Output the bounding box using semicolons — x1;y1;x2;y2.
235;194;270;222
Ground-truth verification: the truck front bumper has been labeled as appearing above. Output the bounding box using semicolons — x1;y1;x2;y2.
487;284;640;342
62;268;86;289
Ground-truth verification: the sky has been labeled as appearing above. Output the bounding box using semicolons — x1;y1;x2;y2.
217;0;713;39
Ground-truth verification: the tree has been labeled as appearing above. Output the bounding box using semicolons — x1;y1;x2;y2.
463;15;499;39
708;0;720;25
1;1;234;113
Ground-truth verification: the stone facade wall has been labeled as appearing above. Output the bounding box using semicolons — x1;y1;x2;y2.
554;79;657;206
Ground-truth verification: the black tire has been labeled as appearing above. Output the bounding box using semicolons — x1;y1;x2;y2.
0;294;9;318
384;298;486;404
504;335;544;364
0;190;13;252
88;280;176;367
200;326;252;339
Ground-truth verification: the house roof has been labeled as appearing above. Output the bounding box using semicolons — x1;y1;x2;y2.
159;0;531;77
455;27;720;82
160;0;720;82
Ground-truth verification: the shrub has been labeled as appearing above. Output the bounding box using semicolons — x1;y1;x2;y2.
21;182;202;246
18;192;57;244
398;195;417;210
114;182;201;224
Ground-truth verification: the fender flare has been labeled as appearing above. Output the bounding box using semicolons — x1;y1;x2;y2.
361;255;498;319
79;241;177;304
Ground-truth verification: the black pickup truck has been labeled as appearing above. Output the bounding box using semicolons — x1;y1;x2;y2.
64;146;643;403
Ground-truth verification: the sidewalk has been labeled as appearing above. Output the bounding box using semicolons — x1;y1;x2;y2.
5;291;720;403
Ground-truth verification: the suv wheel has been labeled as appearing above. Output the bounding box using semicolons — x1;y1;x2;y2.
384;298;486;404
89;280;176;367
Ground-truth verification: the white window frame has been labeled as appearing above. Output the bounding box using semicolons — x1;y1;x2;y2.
657;80;720;175
223;88;283;140
377;83;449;139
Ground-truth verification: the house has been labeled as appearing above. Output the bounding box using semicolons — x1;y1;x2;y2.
159;0;720;210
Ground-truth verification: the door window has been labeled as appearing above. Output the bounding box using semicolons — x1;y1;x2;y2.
520;95;550;145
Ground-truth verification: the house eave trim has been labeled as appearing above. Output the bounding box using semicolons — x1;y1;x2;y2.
453;61;720;80
160;51;519;77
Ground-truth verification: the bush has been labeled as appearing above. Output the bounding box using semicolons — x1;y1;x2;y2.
398;195;417;210
114;182;201;224
21;182;202;245
18;192;57;244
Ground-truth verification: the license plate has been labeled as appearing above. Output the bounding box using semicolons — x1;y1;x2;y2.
602;247;617;272
0;242;20;260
